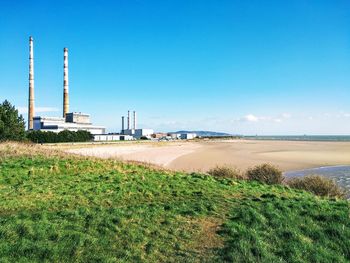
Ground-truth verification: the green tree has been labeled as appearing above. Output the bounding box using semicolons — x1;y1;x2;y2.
0;100;26;141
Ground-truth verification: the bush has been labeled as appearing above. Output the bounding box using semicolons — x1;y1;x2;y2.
287;175;346;199
208;166;245;180
27;130;93;143
246;163;283;185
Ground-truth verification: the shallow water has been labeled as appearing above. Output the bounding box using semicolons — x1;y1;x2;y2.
284;165;350;198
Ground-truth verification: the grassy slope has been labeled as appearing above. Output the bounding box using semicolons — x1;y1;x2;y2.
0;143;349;262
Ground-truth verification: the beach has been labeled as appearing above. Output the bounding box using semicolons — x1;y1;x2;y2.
66;139;350;172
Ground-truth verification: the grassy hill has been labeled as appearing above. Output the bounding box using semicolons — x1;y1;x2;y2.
0;143;349;262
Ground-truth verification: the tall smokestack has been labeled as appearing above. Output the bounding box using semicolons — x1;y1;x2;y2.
133;111;137;130
28;36;35;130
63;47;69;118
121;116;125;133
127;110;130;130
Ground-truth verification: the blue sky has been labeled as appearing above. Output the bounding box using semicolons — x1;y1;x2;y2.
0;0;349;134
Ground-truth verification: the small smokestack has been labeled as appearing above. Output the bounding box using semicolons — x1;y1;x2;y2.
63;47;69;118
133;111;137;130
121;116;125;133
28;36;35;130
127;110;130;130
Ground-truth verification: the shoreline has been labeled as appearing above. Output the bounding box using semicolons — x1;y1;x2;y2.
64;139;350;173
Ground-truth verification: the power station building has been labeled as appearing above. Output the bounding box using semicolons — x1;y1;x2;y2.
33;113;105;134
27;36;160;141
120;110;154;139
27;37;106;134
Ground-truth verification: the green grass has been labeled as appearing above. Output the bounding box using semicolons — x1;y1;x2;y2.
0;144;349;262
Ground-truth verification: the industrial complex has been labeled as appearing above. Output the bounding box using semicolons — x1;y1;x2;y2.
27;36;196;142
27;37;106;135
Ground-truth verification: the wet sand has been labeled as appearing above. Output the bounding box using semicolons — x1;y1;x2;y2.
67;140;350;172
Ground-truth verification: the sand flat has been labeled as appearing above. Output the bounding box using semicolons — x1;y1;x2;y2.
67;142;201;167
167;140;350;172
66;140;350;172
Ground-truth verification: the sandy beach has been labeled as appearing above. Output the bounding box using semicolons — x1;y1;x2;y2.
67;142;202;167
66;140;350;172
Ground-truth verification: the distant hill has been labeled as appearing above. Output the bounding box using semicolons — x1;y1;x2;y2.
171;130;232;137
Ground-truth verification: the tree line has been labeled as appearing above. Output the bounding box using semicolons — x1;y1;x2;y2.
0;100;93;143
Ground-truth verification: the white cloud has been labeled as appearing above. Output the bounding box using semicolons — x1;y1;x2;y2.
241;114;259;122
17;106;59;114
281;113;291;119
239;113;289;123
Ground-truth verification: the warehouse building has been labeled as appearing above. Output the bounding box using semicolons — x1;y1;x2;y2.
93;134;133;141
180;133;197;140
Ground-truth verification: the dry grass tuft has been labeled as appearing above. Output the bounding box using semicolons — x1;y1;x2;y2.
0;141;60;158
246;163;284;185
207;166;246;180
287;175;346;199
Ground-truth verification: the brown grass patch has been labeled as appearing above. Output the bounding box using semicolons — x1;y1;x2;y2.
188;217;224;260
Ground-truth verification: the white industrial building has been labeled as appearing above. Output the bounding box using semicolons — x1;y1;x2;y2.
33;113;105;134
123;128;154;139
180;133;197;140
93;134;133;141
120;110;154;139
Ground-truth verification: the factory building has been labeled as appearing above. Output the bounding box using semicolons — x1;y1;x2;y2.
120;110;154;139
93;134;133;141
180;133;197;140
33;114;105;134
27;37;161;141
27;37;105;135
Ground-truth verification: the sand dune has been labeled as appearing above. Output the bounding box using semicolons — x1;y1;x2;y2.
67;140;350;172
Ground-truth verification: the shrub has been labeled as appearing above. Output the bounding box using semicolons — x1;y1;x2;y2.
287;175;346;199
246;163;283;185
27;130;93;143
208;166;245;180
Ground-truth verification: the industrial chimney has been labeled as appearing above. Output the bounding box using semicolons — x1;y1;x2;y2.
127;110;130;130
28;36;35;130
63;47;69;118
121;116;125;134
133;111;137;130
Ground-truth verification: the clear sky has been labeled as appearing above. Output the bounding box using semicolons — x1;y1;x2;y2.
0;0;349;135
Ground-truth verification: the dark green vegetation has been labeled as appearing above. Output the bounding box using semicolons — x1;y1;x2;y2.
0;143;349;262
287;175;346;199
0;100;94;143
27;130;94;143
0;100;26;141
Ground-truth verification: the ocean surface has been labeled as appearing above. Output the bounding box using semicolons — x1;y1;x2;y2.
284;166;350;198
244;135;350;141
